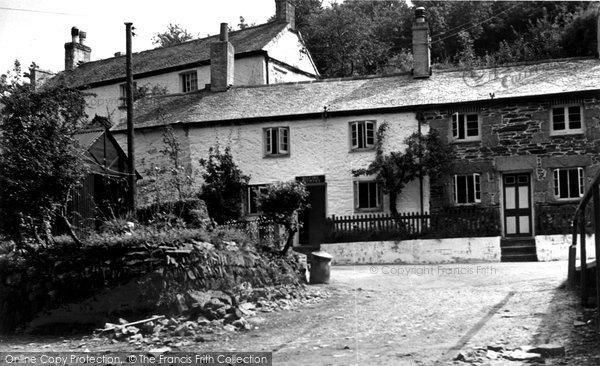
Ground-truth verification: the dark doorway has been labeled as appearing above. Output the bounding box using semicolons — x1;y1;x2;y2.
297;176;327;246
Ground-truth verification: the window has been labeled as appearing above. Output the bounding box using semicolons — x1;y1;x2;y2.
451;113;480;141
453;174;481;204
553;168;584;199
181;71;198;93
246;185;268;214
354;180;382;211
119;82;137;107
264;127;289;156
350;121;375;150
551;105;583;135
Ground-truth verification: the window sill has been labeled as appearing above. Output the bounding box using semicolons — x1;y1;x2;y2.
549;131;584;137
263;153;290;159
349;147;376;153
354;207;383;213
453;202;481;206
451;138;481;144
552;197;581;203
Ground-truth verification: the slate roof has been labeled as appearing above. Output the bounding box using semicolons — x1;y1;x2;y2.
113;58;600;131
74;129;104;149
52;22;289;88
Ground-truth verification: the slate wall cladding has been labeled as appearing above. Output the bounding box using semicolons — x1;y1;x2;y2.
426;95;600;214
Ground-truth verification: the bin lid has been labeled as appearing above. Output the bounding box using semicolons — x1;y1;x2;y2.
311;251;333;260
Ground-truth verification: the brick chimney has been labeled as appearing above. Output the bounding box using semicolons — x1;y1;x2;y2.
64;27;91;71
210;23;234;92
412;7;431;78
275;0;295;30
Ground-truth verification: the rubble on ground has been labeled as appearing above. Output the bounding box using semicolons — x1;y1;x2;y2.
95;284;330;347
454;343;565;364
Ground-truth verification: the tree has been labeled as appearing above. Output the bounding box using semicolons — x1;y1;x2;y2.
352;122;451;217
152;24;194;47
258;181;309;255
198;146;250;224
0;72;88;246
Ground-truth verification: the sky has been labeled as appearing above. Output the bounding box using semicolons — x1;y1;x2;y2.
0;0;338;76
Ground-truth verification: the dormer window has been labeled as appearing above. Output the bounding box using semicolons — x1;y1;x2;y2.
550;105;583;135
180;71;198;93
451;112;480;142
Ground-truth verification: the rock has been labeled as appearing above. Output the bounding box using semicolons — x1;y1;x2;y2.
574;320;587;327
487;344;504;352
454;351;468;361
176;294;189;314
204;298;226;311
216;306;230;318
223;313;240;324
148;347;171;355
232;318;250;330
504;350;542;362
486;350;499;360
196;317;210;326
223;324;236;332
529;344;565;357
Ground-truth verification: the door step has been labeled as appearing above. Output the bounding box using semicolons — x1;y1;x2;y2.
500;238;538;262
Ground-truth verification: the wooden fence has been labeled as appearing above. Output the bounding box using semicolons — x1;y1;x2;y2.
324;207;500;243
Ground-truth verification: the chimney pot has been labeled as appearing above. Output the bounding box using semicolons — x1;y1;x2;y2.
114;52;122;57
219;23;229;42
65;26;91;70
415;7;426;22
79;30;87;45
71;26;79;43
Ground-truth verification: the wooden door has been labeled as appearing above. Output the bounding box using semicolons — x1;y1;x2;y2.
503;173;532;237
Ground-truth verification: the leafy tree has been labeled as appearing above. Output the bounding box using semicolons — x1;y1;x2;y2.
152;24;194;47
353;122;451;217
198;146;250;224
0;72;88;246
258;181;309;255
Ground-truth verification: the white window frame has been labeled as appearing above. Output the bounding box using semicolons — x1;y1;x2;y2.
263;127;290;156
451;112;481;142
353;180;382;211
180;71;198;93
246;185;268;215
453;173;481;204
553;167;584;200
350;121;376;150
550;105;584;136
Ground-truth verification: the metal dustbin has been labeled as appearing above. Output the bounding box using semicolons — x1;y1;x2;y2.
309;251;333;284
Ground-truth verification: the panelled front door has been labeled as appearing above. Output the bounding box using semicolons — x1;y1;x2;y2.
503;173;532;237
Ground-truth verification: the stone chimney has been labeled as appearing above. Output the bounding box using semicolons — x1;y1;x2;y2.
210;23;234;92
412;7;431;79
64;27;91;71
597;12;600;58
275;0;295;30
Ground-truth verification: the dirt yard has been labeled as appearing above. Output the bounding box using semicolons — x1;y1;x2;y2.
1;261;599;365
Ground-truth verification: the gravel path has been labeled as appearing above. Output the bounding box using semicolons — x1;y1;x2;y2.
2;260;598;365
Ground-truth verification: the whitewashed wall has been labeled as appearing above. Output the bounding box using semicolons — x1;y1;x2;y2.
186;112;429;216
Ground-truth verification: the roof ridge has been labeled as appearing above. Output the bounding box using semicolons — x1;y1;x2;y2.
72;21;287;70
434;56;597;74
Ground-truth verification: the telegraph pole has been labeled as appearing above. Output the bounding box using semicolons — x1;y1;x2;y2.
125;22;136;212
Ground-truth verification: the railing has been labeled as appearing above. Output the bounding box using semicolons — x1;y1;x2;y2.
324;207;501;243
568;170;600;329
